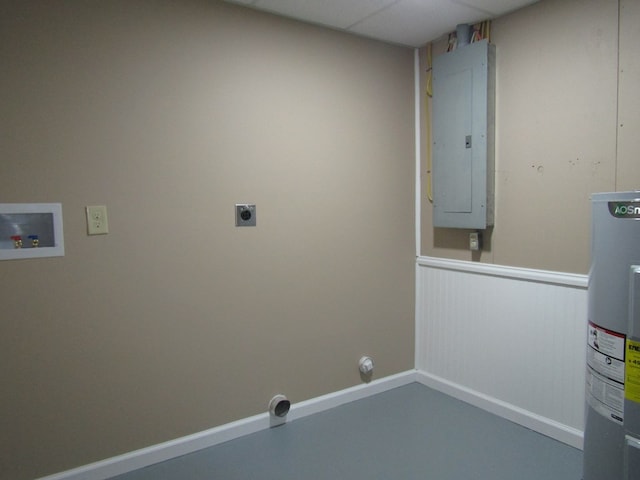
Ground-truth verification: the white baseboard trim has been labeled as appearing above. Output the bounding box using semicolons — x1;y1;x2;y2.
415;370;584;450
288;370;417;421
38;369;583;479
38;370;417;480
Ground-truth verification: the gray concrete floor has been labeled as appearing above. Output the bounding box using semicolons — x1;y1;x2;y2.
110;382;583;479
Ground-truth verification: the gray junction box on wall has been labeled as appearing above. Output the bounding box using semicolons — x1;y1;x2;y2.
432;39;495;229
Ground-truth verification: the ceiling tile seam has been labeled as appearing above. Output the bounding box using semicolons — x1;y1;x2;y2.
344;0;404;31
449;0;496;16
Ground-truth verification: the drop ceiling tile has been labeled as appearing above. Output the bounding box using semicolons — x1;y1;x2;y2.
349;0;489;47
251;0;399;30
452;0;539;16
224;0;540;48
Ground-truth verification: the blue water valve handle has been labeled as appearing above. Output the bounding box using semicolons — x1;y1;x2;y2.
28;235;39;247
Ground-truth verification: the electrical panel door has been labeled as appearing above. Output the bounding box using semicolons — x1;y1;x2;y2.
432;39;495;229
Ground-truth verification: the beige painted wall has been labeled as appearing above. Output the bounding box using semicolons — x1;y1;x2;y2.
617;0;640;189
421;0;638;274
0;2;415;479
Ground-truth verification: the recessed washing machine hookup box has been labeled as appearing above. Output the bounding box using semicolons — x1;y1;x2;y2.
0;203;64;260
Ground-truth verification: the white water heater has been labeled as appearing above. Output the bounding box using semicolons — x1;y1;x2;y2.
584;191;640;480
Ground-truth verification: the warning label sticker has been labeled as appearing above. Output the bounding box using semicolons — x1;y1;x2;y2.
626;339;640;404
587;368;624;424
588;322;626;361
587;346;625;383
587;321;626;423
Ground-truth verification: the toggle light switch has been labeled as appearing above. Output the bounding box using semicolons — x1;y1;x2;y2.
86;205;109;235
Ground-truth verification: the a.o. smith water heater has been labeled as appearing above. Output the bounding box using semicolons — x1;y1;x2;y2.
584;191;640;479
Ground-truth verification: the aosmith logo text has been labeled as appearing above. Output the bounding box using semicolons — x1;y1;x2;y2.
608;202;640;219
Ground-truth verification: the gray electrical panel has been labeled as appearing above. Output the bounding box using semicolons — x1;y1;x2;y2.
432;39;495;229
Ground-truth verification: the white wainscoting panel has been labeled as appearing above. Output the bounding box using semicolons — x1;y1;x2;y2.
416;257;588;448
